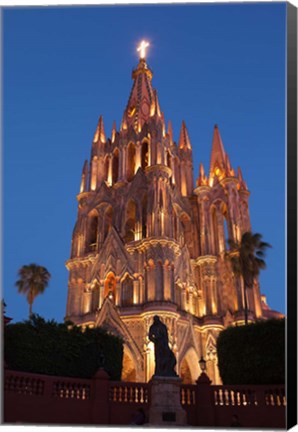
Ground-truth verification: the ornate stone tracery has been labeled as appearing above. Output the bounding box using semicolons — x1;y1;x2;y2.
65;54;272;385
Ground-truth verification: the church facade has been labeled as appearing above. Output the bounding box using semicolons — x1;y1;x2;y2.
65;48;277;384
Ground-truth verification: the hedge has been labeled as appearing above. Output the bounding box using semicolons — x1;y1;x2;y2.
4;315;123;380
217;318;285;385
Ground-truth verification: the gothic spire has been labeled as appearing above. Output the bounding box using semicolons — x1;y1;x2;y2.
196;162;208;186
153;89;161;117
124;56;154;132
80;160;89;193
209;124;226;176
111;121;117;143
121;42;159;133
168;120;173;145
237;166;248;190
93;115;106;144
225;153;235;177
178;121;192;151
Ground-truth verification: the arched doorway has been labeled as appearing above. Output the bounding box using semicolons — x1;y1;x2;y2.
179;347;200;383
180;358;192;384
121;346;137;382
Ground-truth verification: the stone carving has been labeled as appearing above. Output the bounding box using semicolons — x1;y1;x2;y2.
65;55;274;385
149;315;178;377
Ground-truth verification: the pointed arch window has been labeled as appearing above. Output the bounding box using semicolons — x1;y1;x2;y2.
180;213;192;249
167;151;171;168
173;210;178;240
127;143;136;181
223;213;229;251
104;156;109;183
141;141;149;170
103;206;113;241
87;213;98;252
174;157;181;188
159;189;163;208
122;275;134;307
175;283;181;307
211;207;219;254
142;194;147;239
104;273;116;301
124;200;136;242
92;281;100;311
112;149;119;184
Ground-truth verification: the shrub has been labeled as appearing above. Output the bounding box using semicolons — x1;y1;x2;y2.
4;315;123;380
217;318;285;385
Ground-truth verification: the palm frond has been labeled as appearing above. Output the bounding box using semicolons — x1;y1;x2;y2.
15;263;51;317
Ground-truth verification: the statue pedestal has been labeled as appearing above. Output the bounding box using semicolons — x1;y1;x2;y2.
148;376;187;426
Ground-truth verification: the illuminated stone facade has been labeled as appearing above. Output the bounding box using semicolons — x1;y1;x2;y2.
65;56;274;384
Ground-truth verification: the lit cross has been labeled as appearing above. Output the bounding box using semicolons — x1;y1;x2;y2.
137;40;149;59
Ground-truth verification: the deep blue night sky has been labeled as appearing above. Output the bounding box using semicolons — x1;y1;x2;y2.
3;3;286;323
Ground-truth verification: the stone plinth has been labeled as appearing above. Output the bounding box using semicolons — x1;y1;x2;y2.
149;376;187;426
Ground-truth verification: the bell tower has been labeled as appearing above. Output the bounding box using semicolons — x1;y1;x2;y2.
65;43;268;384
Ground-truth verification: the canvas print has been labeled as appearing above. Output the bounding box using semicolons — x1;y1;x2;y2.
3;2;292;429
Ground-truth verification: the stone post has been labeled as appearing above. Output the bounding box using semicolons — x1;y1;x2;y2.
195;372;214;427
91;368;110;425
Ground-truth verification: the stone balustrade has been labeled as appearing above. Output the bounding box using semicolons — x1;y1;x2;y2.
4;368;286;428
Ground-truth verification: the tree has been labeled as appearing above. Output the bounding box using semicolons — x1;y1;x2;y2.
4;315;123;380
227;232;271;325
15;264;51;318
217;318;285;384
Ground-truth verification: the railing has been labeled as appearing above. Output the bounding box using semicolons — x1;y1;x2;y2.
5;371;45;396
4;369;286;427
264;387;286;406
212;385;286;407
109;382;149;404
4;370;91;400
180;385;196;406
213;386;258;406
52;379;91;400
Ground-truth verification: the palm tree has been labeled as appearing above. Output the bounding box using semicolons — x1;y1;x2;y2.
227;232;271;325
15;264;51;318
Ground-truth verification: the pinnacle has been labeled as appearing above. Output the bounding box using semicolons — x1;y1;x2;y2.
196;162;208;187
178;121;192;150
153;90;161;117
237;166;248;190
124;58;155;132
111;121;117;142
82;160;88;173
93;115;106;143
168;120;173;144
209;124;226;174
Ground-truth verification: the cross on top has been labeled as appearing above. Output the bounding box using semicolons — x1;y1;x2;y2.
137;40;149;59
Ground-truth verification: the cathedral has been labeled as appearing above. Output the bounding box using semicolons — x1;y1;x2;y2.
65;43;280;384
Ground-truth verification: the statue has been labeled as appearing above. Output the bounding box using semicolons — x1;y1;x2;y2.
148;315;178;378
